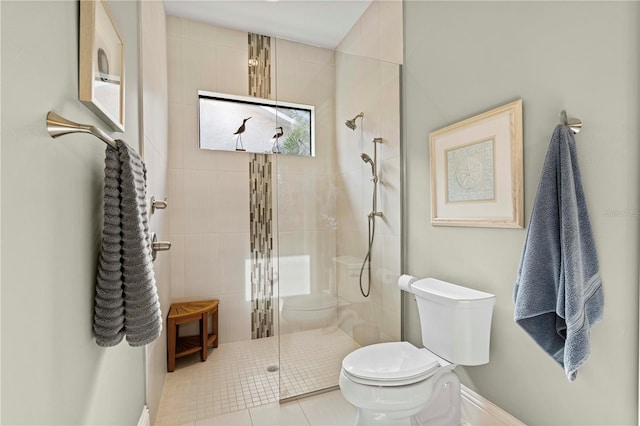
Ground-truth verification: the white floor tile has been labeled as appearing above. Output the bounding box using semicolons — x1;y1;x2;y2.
195;409;252;426
249;401;311;426
156;327;360;425
297;390;357;426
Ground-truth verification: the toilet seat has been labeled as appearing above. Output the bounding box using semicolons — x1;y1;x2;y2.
342;342;441;386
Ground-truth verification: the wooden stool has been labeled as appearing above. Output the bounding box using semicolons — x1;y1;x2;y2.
167;299;219;372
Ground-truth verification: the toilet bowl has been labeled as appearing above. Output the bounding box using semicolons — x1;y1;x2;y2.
339;276;495;426
280;292;337;332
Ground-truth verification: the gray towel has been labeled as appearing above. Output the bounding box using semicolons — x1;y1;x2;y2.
514;124;603;381
94;148;125;346
94;140;162;347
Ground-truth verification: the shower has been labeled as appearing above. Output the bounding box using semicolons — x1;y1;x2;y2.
345;112;364;131
346;111;383;298
358;138;382;297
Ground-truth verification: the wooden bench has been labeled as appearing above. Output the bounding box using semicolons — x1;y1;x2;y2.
167;299;219;372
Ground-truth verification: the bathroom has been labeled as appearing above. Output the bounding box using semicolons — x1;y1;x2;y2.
1;1;639;425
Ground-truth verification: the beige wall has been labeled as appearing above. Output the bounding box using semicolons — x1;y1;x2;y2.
336;0;403;65
140;1;170;422
404;1;639;424
1;1;145;423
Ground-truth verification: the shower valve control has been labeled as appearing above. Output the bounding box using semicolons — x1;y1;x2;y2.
151;196;168;214
150;232;172;261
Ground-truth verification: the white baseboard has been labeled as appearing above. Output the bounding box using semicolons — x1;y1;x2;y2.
460;385;525;425
137;405;151;426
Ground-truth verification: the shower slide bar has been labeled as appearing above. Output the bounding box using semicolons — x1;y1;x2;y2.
560;110;582;134
46;111;117;149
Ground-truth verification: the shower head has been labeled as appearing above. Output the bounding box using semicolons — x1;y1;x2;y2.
345;112;364;130
361;152;375;177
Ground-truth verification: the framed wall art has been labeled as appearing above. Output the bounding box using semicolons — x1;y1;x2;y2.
79;0;125;132
429;99;523;228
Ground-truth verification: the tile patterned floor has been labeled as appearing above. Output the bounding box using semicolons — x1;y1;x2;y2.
156;326;360;425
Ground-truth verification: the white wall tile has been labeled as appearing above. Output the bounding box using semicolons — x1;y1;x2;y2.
216;46;249;97
183;169;219;234
182;18;218;43
168;102;185;169
166;16;183;38
170;234;186;299
214;170;250;233
215;26;247;50
218;232;251;295
182;40;218;104
183;105;220;171
167;36;184;106
169;169;186;235
184;233;221;297
217;292;252;343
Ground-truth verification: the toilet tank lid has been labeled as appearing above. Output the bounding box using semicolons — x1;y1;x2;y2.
411;278;495;304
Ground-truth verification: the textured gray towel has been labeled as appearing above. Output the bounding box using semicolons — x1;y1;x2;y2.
94;140;162;347
514;125;603;381
94;148;125;346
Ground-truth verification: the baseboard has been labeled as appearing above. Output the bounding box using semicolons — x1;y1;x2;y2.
460;385;525;425
137;405;151;426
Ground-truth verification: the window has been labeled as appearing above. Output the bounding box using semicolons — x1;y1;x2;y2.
198;90;315;156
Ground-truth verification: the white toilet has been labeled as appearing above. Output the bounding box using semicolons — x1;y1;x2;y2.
339;275;496;425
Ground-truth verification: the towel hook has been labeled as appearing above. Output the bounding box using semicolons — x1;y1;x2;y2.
560;110;582;134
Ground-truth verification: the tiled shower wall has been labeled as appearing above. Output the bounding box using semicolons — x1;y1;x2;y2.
167;16;336;343
168;17;253;342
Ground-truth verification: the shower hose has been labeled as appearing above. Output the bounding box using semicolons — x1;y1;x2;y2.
359;211;376;298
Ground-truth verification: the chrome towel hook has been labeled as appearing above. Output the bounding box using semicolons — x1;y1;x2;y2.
560;110;582;134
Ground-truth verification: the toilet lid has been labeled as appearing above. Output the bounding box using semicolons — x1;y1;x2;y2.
342;342;440;384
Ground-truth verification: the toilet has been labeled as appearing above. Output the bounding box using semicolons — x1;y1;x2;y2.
339;275;496;425
280;292;338;332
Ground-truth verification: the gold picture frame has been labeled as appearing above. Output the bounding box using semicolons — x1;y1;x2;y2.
429;99;523;228
79;0;125;132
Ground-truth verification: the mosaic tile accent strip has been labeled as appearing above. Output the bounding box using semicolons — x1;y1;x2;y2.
248;33;271;99
250;154;274;339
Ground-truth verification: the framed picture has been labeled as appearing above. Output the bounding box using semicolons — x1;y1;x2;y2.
79;0;125;132
429;99;523;228
198;90;315;156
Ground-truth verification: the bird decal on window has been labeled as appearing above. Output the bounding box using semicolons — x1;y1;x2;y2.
271;126;284;153
233;117;251;151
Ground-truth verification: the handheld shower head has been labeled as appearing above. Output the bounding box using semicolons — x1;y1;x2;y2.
360;153;375;177
345;112;364;130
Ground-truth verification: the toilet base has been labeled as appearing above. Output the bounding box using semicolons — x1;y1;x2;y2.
410;371;461;426
345;370;461;426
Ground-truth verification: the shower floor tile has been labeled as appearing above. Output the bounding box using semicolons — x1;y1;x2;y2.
155;326;360;425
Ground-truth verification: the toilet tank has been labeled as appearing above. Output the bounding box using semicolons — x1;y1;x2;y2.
410;278;496;366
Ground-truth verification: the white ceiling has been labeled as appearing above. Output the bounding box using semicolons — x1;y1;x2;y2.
163;0;373;49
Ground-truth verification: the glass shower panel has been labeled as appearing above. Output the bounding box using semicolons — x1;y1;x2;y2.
273;43;402;401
